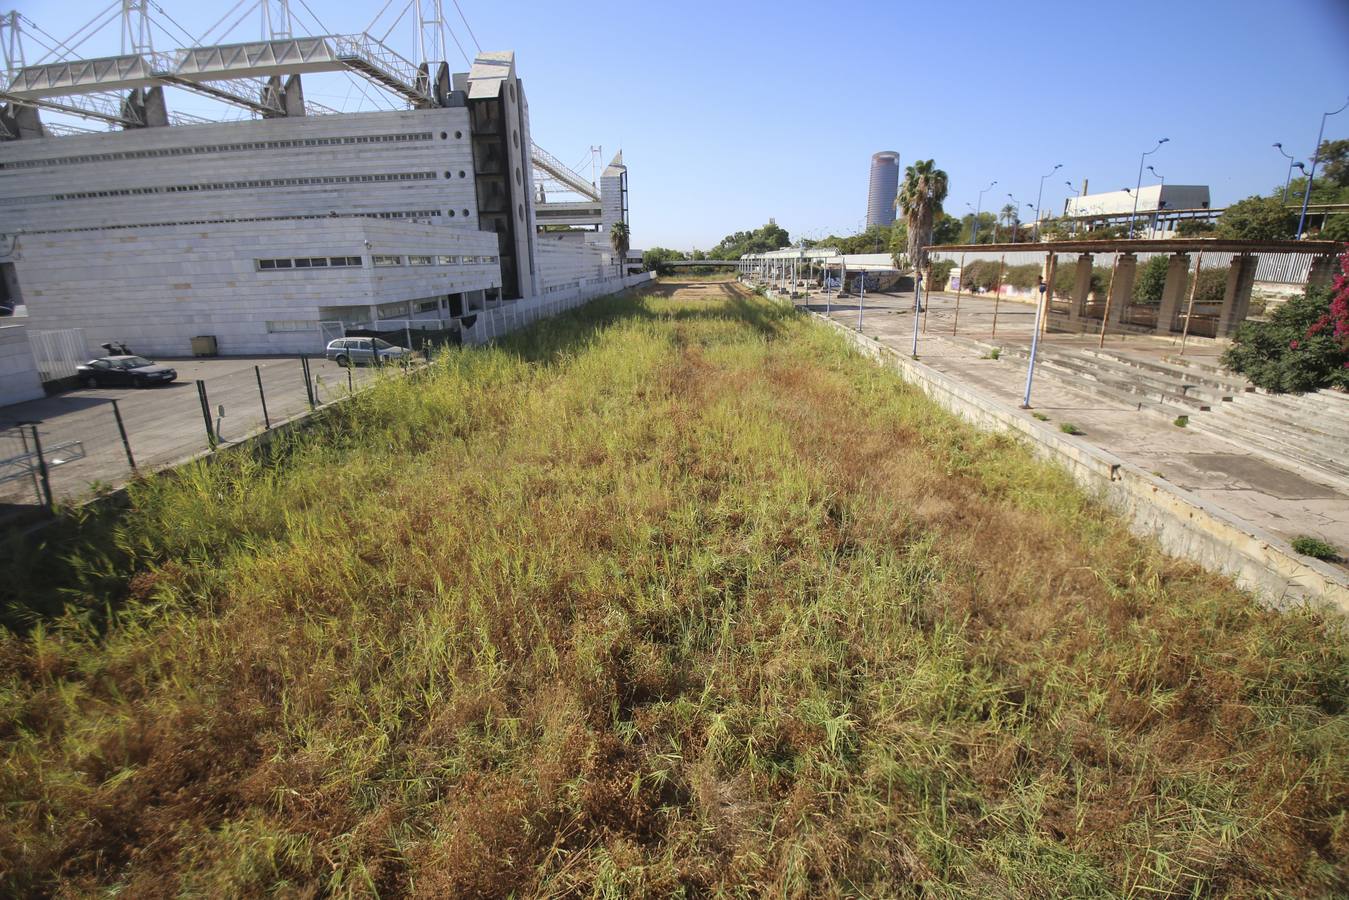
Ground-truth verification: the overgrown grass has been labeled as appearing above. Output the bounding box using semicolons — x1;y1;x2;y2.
1;282;1346;897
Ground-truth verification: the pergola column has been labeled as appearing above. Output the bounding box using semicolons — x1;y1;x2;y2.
1156;253;1191;334
1217;254;1259;337
1107;253;1138;325
1069;253;1094;323
1308;254;1337;290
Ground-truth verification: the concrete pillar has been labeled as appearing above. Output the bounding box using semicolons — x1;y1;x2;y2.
1308;254;1337;290
1107;253;1137;325
1069;253;1094;322
1156;253;1191;334
1217;255;1259;337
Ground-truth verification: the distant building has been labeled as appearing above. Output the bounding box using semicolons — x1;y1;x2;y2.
1065;185;1210;218
866;151;900;229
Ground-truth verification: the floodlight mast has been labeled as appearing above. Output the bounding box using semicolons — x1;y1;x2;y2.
417;0;446;72
262;0;292;41
121;0;153;56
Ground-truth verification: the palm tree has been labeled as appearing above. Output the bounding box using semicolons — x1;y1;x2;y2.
609;220;630;276
896;159;949;274
998;203;1017;242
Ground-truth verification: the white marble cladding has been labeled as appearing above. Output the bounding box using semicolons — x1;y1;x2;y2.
0;323;44;405
535;239;613;293
0;107;479;233
15;218;500;356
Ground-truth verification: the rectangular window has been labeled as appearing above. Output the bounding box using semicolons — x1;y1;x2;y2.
373;255;403;267
407;255;434;266
416;300;439;313
265;320;319;333
258;259;277;270
437;255;459;265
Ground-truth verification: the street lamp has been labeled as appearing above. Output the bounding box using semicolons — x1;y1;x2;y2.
1296;96;1349;239
973;180;996;242
1032;163;1063;242
1128;138;1169;238
1273;143;1304;204
1146;167;1166;236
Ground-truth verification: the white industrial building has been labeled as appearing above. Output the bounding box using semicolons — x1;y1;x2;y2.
0;7;635;367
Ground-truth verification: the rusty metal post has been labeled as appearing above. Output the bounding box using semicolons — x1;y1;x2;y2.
921;263;932;333
1041;252;1057;336
952;252;967;335
1178;252;1205;356
991;254;1006;338
1097;254;1122;349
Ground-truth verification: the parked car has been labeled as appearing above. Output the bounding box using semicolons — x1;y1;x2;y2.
324;337;412;367
76;355;177;388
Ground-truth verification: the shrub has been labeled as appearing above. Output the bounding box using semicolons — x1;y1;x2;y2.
1059;422;1083;435
1291;535;1338;560
928;259;956;289
1221;281;1349;393
1173;415;1189;428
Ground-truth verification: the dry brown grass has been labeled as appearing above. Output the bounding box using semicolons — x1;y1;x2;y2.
0;280;1345;897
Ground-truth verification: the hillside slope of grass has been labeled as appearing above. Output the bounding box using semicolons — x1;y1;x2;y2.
1;281;1346;897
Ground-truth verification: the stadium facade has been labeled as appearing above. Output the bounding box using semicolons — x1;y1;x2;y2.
0;42;633;358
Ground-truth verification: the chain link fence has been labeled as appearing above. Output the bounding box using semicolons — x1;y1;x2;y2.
0;355;383;524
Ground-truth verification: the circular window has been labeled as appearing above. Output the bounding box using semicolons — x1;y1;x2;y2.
454;130;463;139
439;131;447;139
517;203;524;221
458;170;466;178
462;208;470;217
444;171;451;179
514;166;522;186
447;209;455;217
509;83;516;103
511;130;519;149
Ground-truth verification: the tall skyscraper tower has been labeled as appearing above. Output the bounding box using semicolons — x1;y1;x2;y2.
866;151;901;228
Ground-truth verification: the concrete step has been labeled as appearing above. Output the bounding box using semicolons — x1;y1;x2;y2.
1082;347;1250;395
1027;348;1217;412
991;345;1205;417
1223;393;1349;443
1188;413;1349;485
1203;402;1349;456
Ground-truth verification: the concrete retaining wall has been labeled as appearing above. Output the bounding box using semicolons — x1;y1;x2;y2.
793;299;1348;612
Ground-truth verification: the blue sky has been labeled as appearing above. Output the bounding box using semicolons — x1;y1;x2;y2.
12;0;1349;250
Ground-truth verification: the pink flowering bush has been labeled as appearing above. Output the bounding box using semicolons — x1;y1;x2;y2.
1221;245;1349;392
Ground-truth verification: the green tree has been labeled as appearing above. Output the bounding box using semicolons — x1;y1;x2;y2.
932;214;962;245
958;212;997;244
1316;138;1349;188
1133;255;1169;304
897;159;949;271
1176;220;1217;237
609;221;630;274
1215;196;1294;240
642;247;686;276
1322;215;1349;242
709;222;791;260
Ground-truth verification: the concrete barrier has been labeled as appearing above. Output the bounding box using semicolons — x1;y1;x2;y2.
783;295;1348;612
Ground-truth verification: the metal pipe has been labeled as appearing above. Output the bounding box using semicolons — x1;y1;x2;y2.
911;271;922;357
110;398;136;471
1178;252;1204;356
1097;254;1122;349
1032;164;1062;242
1021;276;1049;408
1129;138;1169;239
952;251;967;334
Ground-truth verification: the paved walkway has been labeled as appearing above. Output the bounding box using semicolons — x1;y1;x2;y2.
796;286;1348;567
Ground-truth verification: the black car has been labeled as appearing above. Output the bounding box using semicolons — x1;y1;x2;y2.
76;355;177;388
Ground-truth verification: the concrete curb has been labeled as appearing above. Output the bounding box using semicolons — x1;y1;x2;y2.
771;291;1348;613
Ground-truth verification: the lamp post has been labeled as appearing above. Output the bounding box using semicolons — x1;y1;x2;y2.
1147;166;1165;236
1006;193;1020;243
1128;138;1169;238
1032;163;1063;242
973;180;996;242
1063;180;1078;234
1296;96;1349;239
1274;143;1302;204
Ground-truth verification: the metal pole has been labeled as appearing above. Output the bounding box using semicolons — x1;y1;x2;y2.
857;269;865;331
1097;254;1122;349
301;356;315;409
1042;253;1057;336
28;425;53;510
110;399;136;471
826;262;832;316
911;272;922;357
952;252;967;334
1021;279;1048;408
255;365;271;430
1296;98;1349;239
347;364;354;396
196;380;216;448
991;255;1006;338
1177;252;1204;356
921;263;932;332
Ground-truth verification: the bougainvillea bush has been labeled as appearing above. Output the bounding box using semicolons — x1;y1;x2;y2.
1222;246;1349;393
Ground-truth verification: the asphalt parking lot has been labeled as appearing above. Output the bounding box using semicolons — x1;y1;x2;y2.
0;355;382;510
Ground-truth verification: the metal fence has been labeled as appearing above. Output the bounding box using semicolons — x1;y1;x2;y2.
27;328;89;381
0;354;383;522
